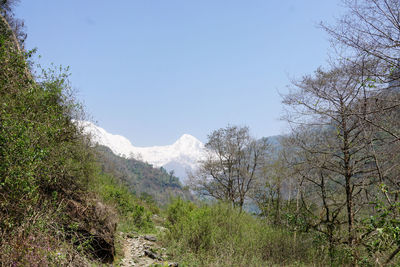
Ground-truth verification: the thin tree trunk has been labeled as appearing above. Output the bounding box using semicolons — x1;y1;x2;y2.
386;246;400;265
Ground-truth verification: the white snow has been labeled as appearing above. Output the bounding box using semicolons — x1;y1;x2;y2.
78;121;206;182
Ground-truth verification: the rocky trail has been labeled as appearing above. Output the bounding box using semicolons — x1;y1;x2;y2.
119;233;177;267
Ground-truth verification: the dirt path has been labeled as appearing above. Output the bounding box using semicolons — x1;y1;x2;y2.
119;234;173;267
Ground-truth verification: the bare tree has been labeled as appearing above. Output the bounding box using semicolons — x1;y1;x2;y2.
322;2;400;263
282;60;381;263
251;146;299;226
322;0;400;79
188;125;269;211
322;0;400;141
284;129;349;262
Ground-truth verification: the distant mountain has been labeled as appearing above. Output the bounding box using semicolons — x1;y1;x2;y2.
79;121;206;182
80;121;285;183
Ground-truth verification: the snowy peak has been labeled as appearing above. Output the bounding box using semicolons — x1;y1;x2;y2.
173;134;203;150
175;134;199;144
79;121;206;182
78;121;134;157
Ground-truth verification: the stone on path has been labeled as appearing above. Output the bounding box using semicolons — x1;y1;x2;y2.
144;250;162;260
143;235;157;242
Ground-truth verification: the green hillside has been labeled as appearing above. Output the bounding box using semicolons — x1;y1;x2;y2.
0;5;159;265
95;145;193;205
0;15;112;266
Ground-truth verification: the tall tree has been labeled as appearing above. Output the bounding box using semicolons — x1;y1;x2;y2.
282;60;380;263
323;1;400;262
188;125;269;210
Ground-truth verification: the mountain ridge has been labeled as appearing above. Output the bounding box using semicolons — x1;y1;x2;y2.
79;121;206;181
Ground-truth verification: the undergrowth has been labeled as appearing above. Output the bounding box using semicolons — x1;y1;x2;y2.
89;171;155;233
0;12;118;264
161;198;325;267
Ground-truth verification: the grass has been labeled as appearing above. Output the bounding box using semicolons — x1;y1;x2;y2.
160;198;323;267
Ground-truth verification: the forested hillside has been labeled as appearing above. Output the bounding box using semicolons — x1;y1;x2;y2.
95;145;193;205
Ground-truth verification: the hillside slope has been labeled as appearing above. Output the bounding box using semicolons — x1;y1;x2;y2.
0;9;118;265
95;145;193;205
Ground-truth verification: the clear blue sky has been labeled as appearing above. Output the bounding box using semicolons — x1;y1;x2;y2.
16;0;345;146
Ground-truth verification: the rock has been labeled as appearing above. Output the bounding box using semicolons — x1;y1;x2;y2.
169;263;179;267
144;250;162;260
144;235;157;242
126;231;138;238
66;200;117;263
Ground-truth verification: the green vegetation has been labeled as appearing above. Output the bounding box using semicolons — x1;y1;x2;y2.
89;170;160;263
161;198;322;266
89;170;155;233
0;4;158;265
95;145;192;206
0;5;130;264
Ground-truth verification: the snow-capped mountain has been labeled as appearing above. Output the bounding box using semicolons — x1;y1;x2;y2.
79;121;206;182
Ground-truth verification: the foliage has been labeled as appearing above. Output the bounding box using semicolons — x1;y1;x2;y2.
361;198;400;265
161;198;322;266
89;171;154;233
95;145;193;206
0;10;118;264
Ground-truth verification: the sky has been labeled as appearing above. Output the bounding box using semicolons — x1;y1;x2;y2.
16;0;345;146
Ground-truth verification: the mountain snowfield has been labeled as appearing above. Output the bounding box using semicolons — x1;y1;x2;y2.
79;121;206;182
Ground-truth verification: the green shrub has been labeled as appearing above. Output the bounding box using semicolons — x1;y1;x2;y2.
89;172;154;232
162;199;322;266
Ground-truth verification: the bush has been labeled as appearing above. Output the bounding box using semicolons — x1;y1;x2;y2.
162;199;321;266
89;172;154;233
